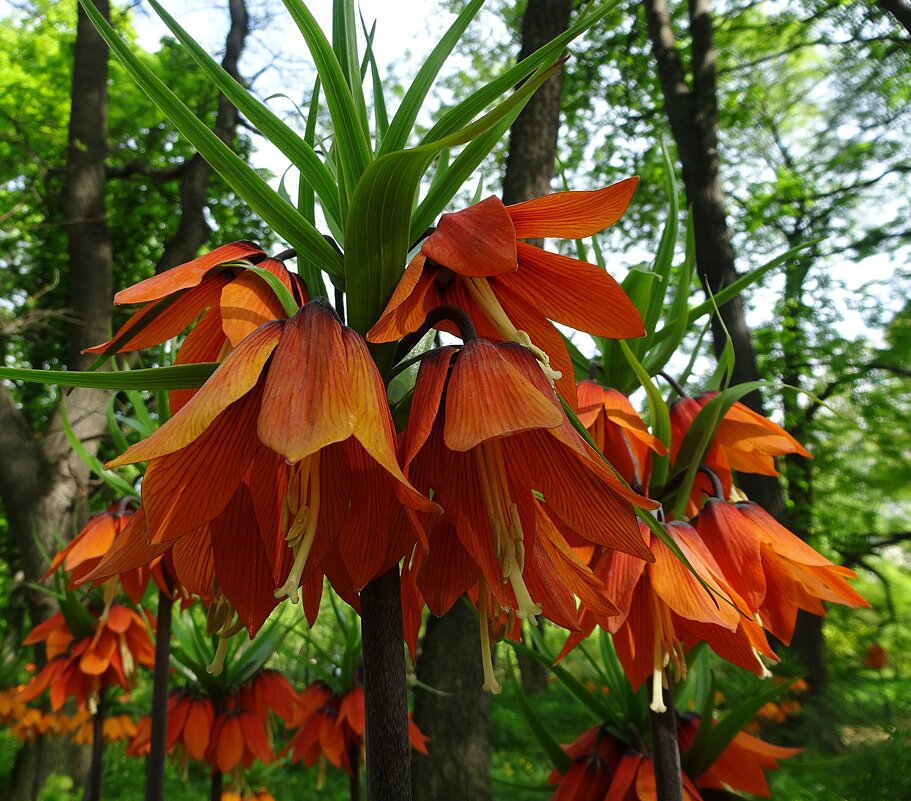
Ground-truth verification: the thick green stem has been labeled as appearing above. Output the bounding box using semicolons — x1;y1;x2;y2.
360;566;411;801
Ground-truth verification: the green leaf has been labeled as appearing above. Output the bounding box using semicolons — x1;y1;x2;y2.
642;138;680;336
682;676;799;778
78;0;343;277
60;396;138;498
669;381;768;519
332;0;369;137
422;0;620;144
241;266;301;318
619;341;671;491
146;0;341;229
281;0;372;200
507;654;572;774
359;14;389;145
345;61;563;357
0;363;218;390
379;0;486;155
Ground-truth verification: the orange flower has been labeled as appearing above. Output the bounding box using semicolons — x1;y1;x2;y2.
95;301;438;638
86;242;306;413
238;669;298;725
71;713;137;745
577;381;667;491
368;180;643;406
678;716;801;797
669;395;811;512
399;339;655;691
18;606;155;712
207;709;274;773
560;521;775;711
43;505;162;604
284;683;427;776
166;691;216;762
694;500;868;644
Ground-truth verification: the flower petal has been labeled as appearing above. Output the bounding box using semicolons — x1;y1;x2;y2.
258;303;355;463
115;242;262;304
108;321;281;466
421;196;517;276
507;177;638;239
443;340;563;452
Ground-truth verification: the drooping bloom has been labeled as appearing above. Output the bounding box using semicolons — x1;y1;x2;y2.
368;180;644;405
207;709;274;773
85;242;306;413
399;338;655;692
669;394;811;512
18;606;155;712
283;683;427;776
238;668;299;726
694;499;868;644
92;301;438;639
576;380;668;491
559;521;775;712
165;691;216;763
43;504;161;604
677;715;801;798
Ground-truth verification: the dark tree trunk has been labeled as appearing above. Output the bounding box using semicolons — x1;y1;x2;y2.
643;0;829;689
412;601;494;801
876;0;911;36
0;3;114;798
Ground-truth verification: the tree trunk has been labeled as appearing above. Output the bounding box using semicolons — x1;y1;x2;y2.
876;0;911;37
412;601;494;801
0;2;114;798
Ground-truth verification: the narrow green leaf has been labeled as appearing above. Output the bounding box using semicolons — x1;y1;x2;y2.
642;138;680;336
669;381;768;519
380;0;486;154
332;0;370;136
281;0;372;199
78;0;342;277
105;396;133;455
682;676;798;777
358;14;389;145
0;363;218;390
147;0;341;227
507;654;572;774
619;340;670;490
423;0;620;144
241;266;301;318
60;397;138;498
346;62;563;357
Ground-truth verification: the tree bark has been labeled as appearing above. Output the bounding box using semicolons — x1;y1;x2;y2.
412;601;494;801
876;0;911;37
0;3;114;798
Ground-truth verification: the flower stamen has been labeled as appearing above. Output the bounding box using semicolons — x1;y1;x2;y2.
276;453;322;604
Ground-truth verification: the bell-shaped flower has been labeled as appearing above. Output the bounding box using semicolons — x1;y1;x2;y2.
577;380;667;491
368;180;644;405
18;606;155;712
694;499;868;643
85;242;306;412
206;709;274;773
94;301;438;638
400;338;655;692
559;521;776;712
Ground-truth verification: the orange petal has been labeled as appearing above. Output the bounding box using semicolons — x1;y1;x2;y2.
108;321;281;466
182;699;213;760
501;242;644;338
507;177;638;239
115;241;262;304
221;259;295;346
443;340;563;452
168;309;230;414
81;506;170;584
367;254;442;343
213;715;245;773
257;303;355;463
401;347;455;467
421;196;517;277
171;530;215;598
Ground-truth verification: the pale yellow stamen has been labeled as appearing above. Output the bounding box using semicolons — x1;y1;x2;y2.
729;486;749;503
478;587;502;694
276;453;322;604
474;441;541;621
463;276;561;384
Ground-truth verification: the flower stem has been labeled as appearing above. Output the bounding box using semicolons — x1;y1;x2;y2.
209;770;223;801
144;586;173;801
360;566;412;801
649;679;683;801
83;690;106;801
